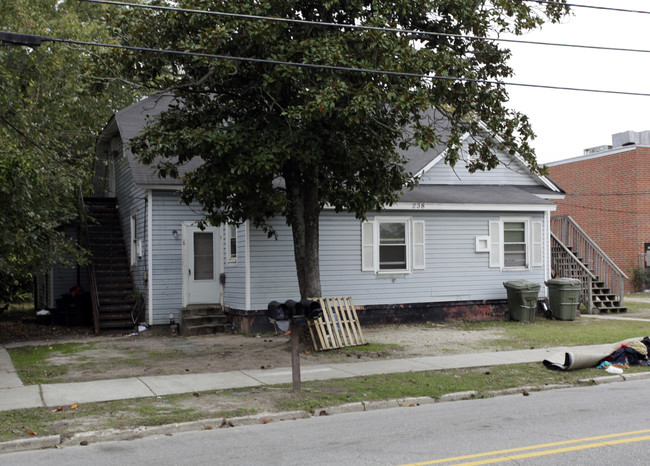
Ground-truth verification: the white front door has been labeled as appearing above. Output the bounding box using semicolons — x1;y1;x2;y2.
183;223;222;306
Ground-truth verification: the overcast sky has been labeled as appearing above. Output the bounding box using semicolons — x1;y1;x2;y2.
504;0;649;164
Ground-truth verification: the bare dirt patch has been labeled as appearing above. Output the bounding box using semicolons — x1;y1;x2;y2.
2;320;508;383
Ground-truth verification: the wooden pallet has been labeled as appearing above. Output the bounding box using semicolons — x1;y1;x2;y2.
308;297;366;351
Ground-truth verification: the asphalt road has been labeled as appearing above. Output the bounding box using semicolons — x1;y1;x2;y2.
4;379;650;465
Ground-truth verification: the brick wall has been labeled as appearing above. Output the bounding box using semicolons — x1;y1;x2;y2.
549;147;650;291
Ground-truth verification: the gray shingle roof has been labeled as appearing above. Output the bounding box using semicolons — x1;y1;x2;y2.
103;96;560;203
110;94;202;187
401;110;453;175
399;184;553;206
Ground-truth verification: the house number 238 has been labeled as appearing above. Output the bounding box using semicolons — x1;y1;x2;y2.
412;203;425;209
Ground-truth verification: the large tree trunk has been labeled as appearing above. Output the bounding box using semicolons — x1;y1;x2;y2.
284;164;322;299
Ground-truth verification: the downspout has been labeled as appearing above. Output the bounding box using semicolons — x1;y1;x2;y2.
147;189;154;324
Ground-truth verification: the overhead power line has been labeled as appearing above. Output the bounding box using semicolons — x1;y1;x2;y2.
554;201;640;215
526;0;650;15
0;114;51;156
79;0;650;56
2;31;650;98
566;191;650;197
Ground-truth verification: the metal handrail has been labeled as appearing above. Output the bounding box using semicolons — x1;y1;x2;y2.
551;215;627;305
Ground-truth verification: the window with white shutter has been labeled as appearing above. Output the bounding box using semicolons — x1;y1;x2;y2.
484;218;542;270
532;221;543;267
361;221;375;271
412;221;425;270
361;218;425;273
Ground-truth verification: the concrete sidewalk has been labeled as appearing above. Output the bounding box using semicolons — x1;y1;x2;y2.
0;342;618;412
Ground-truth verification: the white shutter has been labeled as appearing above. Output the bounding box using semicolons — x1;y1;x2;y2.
412;221;425;270
489;221;501;268
361;221;375;271
532;221;543;267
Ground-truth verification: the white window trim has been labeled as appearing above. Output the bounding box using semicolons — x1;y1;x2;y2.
378;217;410;273
502;217;530;271
361;217;425;274
130;215;137;267
486;217;542;271
225;224;238;266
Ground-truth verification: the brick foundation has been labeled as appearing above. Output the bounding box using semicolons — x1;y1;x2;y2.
226;299;513;334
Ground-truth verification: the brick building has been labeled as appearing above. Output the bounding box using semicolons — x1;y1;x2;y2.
547;130;650;292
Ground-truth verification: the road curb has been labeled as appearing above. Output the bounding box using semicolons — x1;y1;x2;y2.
621;371;650;382
486;384;573;397
3;373;649;454
578;370;650;385
0;435;61;454
438;390;477;402
319;396;436;416
62;410;310;446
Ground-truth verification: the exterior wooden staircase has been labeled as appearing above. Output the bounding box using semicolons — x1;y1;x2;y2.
179;307;229;336
82;197;136;334
551;216;627;314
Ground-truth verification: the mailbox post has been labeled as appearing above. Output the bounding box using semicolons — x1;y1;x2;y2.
267;299;322;393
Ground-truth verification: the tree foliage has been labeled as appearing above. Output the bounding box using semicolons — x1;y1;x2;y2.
99;0;569;297
0;0;140;300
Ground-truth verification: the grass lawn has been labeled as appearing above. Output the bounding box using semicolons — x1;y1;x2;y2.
456;318;650;349
2;296;650;443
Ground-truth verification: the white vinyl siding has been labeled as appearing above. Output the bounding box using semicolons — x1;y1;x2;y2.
149;191;205;324
222;223;247;310
248;219;300;309
244;210;548;310
488;221;501;268
113;143;147;307
418;147;538;186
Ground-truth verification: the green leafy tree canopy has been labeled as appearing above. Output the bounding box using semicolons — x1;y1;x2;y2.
100;0;569;297
0;0;141;301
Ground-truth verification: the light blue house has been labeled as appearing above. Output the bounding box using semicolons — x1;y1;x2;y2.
84;95;564;333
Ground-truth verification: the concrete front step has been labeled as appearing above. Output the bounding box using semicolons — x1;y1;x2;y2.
182;315;227;326
183;323;230;336
181;307;226;317
179;307;229;336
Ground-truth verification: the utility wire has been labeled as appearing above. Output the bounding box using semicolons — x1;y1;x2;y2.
554;201;641;215
4;31;650;97
79;0;650;55
566;192;650;197
526;0;650;15
0;114;51;157
0;115;71;179
3;31;650;97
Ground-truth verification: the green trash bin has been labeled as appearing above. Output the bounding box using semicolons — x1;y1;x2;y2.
503;280;541;322
545;278;581;320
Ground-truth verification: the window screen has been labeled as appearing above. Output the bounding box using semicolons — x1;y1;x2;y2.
193;232;214;280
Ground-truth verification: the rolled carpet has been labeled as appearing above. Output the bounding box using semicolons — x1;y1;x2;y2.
543;337;647;371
